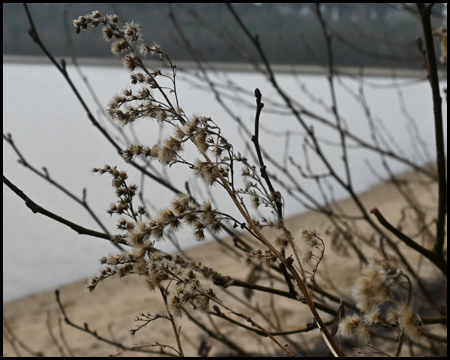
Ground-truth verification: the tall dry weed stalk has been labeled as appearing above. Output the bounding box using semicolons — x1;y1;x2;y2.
3;4;446;357
72;11;342;356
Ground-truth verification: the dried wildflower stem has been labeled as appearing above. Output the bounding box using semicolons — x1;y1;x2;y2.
213;311;334;337
159;286;184;357
416;3;446;256
198;150;344;356
370;207;447;276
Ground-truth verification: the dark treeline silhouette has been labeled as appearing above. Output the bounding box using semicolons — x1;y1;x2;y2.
3;3;447;68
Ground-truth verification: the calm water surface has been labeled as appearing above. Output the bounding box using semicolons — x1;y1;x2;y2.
3;61;446;302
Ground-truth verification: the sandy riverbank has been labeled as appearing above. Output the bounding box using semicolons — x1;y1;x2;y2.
3;165;445;357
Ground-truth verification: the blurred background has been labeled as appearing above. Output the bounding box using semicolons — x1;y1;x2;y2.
3;3;447;302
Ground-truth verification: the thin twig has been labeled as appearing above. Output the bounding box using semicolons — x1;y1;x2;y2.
3;133;124;252
3;175;120;243
370;207;446;276
54;289;176;356
251;88;283;219
159;287;184;357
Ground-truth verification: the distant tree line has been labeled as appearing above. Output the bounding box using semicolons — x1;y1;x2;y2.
2;3;447;68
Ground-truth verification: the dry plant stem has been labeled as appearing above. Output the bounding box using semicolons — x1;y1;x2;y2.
22;4;253;257
199;149;344;356
394;274;413;357
182;310;250;356
251;88;282;219
394;331;405;357
179;76;343;353
370;207;447;277
416;3;447;255
251;89;298;297
231;278;354;315
159;287;184;357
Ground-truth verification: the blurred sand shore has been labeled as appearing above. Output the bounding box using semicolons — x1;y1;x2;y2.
3;165;443;357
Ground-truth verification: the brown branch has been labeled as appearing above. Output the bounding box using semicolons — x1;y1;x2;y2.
370;207;446;276
182;307;250;356
416;4;447;255
231;278;356;316
3;175;123;244
202;291;296;356
159;287;184;357
251;89;297;299
3;133;125;252
251;88;283;219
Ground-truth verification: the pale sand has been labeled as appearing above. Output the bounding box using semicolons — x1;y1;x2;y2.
3;166;444;356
